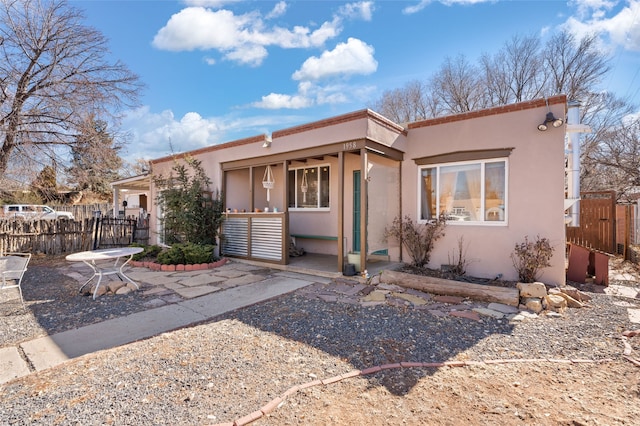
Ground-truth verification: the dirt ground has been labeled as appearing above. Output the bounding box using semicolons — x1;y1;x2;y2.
254;361;639;425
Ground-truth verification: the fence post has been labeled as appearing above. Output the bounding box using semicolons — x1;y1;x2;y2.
92;211;102;250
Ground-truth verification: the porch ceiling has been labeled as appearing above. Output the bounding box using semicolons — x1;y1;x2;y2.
221;138;404;171
110;174;151;192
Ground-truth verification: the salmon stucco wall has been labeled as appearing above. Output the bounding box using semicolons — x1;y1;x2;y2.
401;99;567;286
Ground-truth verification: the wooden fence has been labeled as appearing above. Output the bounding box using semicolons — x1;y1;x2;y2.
49;203;112;221
0;218;95;255
566;191;640;262
0;214;149;256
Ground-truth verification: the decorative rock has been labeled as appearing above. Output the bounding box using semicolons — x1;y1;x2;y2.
548;289;584;308
115;286;133;295
556;286;592;302
450;310;481;321
473;308;505;319
487;302;520;314
392;292;428;306
107;281;127;293
516;282;547;298
543;294;567;313
523;297;543;313
90;285;108;297
369;274;381;286
362;291;387;302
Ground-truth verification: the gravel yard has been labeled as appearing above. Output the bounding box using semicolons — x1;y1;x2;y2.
1;256;639;425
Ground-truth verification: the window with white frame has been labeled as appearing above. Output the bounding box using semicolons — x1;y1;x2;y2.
288;165;330;209
419;158;507;224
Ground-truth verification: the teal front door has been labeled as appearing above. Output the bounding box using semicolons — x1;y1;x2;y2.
353;171;360;253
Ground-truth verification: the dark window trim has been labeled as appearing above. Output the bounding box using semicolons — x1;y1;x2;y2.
413;148;514;166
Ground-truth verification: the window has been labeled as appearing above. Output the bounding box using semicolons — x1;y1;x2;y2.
419;159;507;224
288;165;330;209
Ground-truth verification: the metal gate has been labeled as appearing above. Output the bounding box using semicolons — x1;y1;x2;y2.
93;217;138;249
566;191;616;253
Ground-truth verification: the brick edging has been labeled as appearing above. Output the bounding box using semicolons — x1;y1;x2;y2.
129;257;228;272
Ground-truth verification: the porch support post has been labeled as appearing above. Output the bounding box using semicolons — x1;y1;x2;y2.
398;161;403;263
249;166;254;212
337;151;344;272
359;148;367;274
112;187;119;217
221;170;227;209
283;160;290;262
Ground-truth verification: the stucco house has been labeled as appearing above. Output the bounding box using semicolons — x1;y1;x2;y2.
116;95;573;286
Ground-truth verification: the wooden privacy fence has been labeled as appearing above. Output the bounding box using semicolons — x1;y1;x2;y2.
0;218;95;255
566;191;616;253
0;215;148;256
566;191;639;260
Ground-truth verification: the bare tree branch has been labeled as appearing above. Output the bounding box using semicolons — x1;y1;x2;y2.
0;0;143;179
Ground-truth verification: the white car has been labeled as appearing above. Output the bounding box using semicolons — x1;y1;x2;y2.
2;204;75;220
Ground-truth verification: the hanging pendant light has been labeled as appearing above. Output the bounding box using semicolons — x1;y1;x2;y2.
262;165;275;202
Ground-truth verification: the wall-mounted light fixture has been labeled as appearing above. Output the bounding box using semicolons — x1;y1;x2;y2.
537;98;564;131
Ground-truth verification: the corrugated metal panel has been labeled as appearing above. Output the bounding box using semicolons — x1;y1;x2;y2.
251;218;282;261
222;218;248;256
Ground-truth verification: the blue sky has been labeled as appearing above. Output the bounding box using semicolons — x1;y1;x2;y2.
73;0;640;161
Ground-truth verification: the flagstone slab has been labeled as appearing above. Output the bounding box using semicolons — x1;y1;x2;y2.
173;285;221;299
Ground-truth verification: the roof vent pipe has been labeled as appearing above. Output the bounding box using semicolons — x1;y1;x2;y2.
567;100;582;227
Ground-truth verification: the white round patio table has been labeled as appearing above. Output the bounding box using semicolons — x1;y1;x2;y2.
66;247;144;300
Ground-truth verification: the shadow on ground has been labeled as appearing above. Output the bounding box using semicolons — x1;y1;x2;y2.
0;258;152;347
218;291;517;396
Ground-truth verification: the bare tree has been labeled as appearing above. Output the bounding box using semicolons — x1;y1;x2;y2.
582;110;640;201
480;34;545;105
543;30;610;100
429;54;487;114
0;0;142;179
370;79;437;123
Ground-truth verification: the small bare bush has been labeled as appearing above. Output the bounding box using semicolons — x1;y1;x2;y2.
385;215;446;267
448;236;471;276
511;235;555;283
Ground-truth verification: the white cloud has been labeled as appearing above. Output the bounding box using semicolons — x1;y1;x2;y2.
564;0;640;51
152;8;254;51
120;106;309;159
252;80;376;110
339;1;374;21
121;107;224;159
152;5;343;65
403;0;494;14
223;44;268;66
266;1;287;19
570;0;617;18
292;38;377;81
252;93;313;109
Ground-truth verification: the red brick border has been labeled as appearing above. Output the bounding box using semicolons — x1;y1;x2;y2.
129;257;228;272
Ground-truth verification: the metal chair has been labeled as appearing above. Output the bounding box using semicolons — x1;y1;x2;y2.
0;253;32;308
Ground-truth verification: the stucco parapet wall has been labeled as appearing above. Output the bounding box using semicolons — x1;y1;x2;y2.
150;134;268;166
272;108;406;138
407;95;567;130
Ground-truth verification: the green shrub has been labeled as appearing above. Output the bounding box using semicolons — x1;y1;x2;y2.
130;244;163;261
156;243;217;265
511;235;555;283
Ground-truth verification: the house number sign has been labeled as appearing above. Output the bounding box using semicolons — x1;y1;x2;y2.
343;141;357;151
